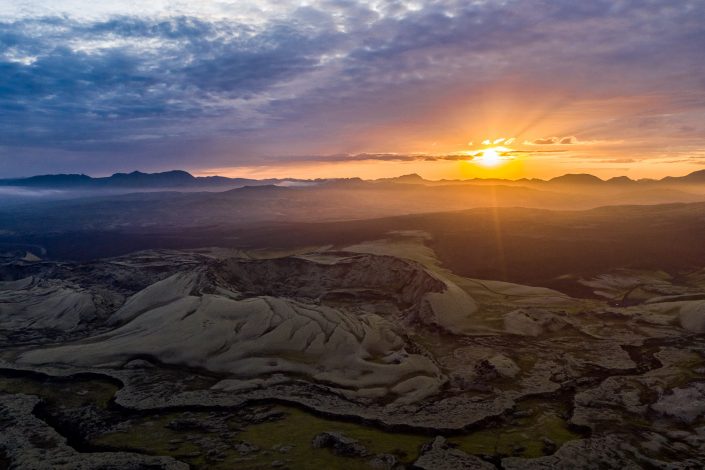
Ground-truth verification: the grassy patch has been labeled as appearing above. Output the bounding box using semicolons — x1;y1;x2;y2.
237;406;429;469
91;405;429;470
0;371;584;467
91;413;209;468
451;399;581;458
0;373;118;410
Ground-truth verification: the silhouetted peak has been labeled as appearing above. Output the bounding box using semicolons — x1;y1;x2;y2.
680;169;705;182
549;173;604;184
109;170;193;178
396;173;424;181
607;176;633;184
1;173;93;187
377;173;425;184
105;170;196;187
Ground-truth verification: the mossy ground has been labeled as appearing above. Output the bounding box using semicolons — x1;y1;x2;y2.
237;406;428;469
91;413;213;468
0;372;118;410
451;399;581;458
88;405;427;469
0;371;584;468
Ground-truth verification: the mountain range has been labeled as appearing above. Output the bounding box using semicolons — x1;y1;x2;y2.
0;170;290;189
2;169;705;190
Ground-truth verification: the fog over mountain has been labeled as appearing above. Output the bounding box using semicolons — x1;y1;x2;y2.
3;180;705;468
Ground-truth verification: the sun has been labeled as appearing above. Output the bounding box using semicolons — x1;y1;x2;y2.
477;147;502;167
474;146;513;167
462;140;515;169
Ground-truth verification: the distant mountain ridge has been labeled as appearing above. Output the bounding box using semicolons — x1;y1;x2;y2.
0;170;294;189
662;169;705;183
1;169;705;189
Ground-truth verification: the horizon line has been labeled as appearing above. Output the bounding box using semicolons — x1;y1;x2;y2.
2;168;705;184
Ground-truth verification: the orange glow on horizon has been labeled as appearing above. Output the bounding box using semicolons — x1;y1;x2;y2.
194;153;705;182
194;133;705;181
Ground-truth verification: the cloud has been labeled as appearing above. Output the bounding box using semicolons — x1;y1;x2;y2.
281;152;481;164
1;1;705;176
527;138;560;145
597;158;637;164
525;136;579;145
0;16;341;144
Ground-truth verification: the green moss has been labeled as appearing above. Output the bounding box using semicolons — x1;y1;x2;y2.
0;374;118;410
90;405;429;470
451;399;581;458
91;402;582;468
91;413;209;468
0;371;583;467
237;406;428;469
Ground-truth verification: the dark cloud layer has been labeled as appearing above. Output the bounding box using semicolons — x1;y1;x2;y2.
1;1;704;176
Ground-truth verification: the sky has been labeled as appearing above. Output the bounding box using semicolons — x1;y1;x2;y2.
1;0;704;180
